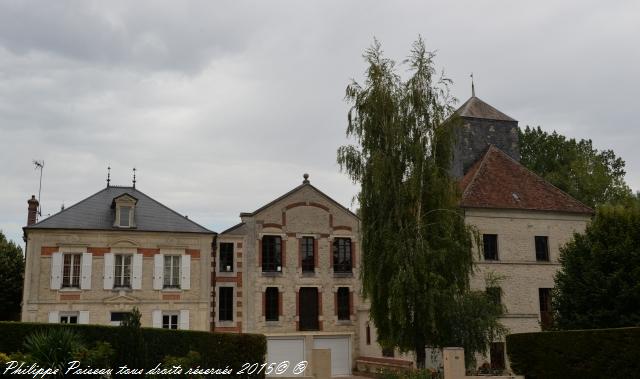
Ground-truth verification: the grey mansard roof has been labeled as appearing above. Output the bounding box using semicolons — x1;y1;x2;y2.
24;186;215;234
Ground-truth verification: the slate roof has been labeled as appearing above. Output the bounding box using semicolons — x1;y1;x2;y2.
455;96;516;122
459;146;594;214
25;186;215;234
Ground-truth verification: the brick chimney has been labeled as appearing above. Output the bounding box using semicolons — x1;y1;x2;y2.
27;195;39;226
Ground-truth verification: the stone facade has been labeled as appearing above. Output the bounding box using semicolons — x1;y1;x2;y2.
213;180;362;372
451;118;520;178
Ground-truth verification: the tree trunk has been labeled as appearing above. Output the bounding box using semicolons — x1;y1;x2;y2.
415;343;426;369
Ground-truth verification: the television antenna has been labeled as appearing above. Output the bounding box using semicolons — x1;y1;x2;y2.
33;160;44;217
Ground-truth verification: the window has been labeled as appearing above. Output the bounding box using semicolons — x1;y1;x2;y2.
219;243;234;272
366;323;371;345
219;287;234;322
298;287;319;331
483;234;498;261
162;313;179;329
486;287;501;306
262;236;282;272
60;313;78;324
119;206;131;227
163;255;181;288
114;254;132;288
337;287;350;320
62;254;82;288
535;236;550;261
333;238;352;273
301;237;315;272
110;312;131;326
265;287;279;321
539;288;553;330
490;342;505;371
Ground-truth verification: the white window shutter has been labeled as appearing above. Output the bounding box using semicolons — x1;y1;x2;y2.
50;252;63;290
153;254;163;290
48;311;59;323
181;254;191;290
179;310;189;330
80;252;92;289
132;253;143;290
103;253;114;289
78;311;89;324
152;310;162;328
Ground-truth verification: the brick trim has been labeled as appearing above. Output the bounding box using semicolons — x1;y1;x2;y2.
41;247;58;256
138;248;159;258
60;293;80;301
313;238;318;269
282;212;287;226
309;202;330;212
285;202;306;210
186;249;201;259
281;238;286;268
298;238;302;268
87;247;109;256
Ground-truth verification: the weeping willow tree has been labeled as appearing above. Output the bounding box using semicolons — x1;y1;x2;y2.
338;38;505;368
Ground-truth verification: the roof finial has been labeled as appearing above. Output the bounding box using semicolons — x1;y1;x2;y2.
471;72;475;97
132;167;136;189
106;166;111;187
303;173;310;184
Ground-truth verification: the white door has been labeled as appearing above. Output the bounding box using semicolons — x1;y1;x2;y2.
313;336;351;376
267;337;305;376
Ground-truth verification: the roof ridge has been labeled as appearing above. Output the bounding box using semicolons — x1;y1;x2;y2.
461;145;494;198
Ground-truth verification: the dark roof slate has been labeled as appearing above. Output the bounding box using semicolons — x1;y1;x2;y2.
455;96;516;122
459;146;594;214
25;186;215;234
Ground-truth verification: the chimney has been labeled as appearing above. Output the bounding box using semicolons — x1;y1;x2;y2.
27;195;39;226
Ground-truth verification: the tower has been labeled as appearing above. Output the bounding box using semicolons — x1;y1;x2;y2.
450;96;520;178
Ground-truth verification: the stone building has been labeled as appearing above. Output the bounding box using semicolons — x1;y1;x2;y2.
21;185;215;331
361;96;593;372
213;174;361;376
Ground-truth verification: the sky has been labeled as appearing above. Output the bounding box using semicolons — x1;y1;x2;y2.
1;0;639;247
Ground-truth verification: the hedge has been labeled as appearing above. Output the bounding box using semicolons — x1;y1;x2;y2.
507;327;640;379
0;322;266;378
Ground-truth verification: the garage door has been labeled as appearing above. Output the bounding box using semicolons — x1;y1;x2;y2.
313;336;351;376
267;337;305;376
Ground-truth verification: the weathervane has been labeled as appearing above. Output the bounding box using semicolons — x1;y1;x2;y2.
132;167;137;189
471;72;475;97
106;166;111;187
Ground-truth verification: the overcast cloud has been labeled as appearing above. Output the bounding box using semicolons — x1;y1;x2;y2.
1;0;639;246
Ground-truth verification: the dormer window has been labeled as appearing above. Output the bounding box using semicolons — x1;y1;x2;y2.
120;206;132;227
112;193;138;229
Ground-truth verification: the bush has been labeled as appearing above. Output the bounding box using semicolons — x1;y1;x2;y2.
507;327;640;379
0;322;266;378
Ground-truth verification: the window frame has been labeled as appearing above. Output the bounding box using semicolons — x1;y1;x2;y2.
163;255;181;289
62;253;82;288
218;286;234;322
219;242;234;272
333;238;352;273
114;254;132;288
110;311;132;326
60;312;79;324
337;287;350;321
301;236;315;273
162;312;179;329
535;236;550;262
261;236;282;272
483;234;499;261
265;287;279;322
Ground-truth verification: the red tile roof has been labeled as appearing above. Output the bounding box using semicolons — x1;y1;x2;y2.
459;145;594;214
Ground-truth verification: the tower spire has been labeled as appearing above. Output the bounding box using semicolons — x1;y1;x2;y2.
471;72;475;97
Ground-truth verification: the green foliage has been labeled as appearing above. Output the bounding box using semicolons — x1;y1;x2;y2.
507;327;640;379
376;368;440;379
553;205;640;329
337;37;504;367
74;341;116;371
122;306;142;328
119;306;146;371
0;322;266;378
24;328;84;376
519;126;631;207
0;231;24;321
158;351;203;379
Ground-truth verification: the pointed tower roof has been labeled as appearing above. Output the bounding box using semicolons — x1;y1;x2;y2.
455;96;516;122
459;145;593;214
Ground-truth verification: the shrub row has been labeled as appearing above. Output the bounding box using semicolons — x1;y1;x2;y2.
507;327;640;379
0;321;266;378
